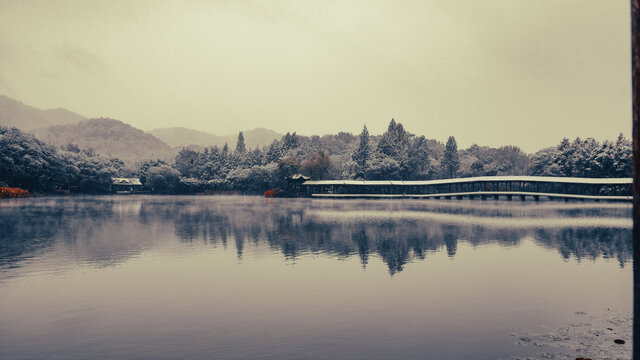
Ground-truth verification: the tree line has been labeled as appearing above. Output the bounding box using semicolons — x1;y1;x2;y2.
0;119;632;194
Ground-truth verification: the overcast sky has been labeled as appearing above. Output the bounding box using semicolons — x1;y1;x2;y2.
0;0;631;152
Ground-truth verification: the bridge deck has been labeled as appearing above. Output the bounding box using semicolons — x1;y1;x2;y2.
299;176;632;201
303;175;632;186
311;191;632;202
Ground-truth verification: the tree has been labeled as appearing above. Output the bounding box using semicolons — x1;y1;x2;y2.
336;132;355;144
282;132;300;151
0;126;130;193
405;135;432;179
65;151;120;193
494;145;529;175
245;146;263;167
442;136;459;178
352;125;370;176
377;118;408;160
174;148;200;178
365;156;402;180
146;164;180;194
613;133;632;177
593;140;616;177
138;159;168;184
527;136;632;178
302;151;332;180
277;155;301;176
265;140;283;164
554;138;572;176
471;160;484;176
0;127;73;191
235;132;246;154
273;155;301;188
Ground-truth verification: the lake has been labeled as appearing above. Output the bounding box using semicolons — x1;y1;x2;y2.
0;196;632;360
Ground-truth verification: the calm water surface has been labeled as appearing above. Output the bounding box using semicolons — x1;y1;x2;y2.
0;196;632;360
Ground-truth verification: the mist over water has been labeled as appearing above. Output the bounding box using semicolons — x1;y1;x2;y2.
0;196;632;360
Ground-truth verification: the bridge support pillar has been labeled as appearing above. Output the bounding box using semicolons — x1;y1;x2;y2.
493;195;499;200
481;195;486;200
506;195;512;201
534;195;539;201
520;195;526;201
456;195;462;200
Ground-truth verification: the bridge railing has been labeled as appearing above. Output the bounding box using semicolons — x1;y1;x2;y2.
300;176;632;199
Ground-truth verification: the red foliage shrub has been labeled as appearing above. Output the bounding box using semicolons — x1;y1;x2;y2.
264;189;278;198
0;187;30;198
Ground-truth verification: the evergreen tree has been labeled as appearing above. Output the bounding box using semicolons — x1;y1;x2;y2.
442;136;459;178
368;119;411;180
265;139;283;164
282;132;300;151
209;145;220;161
235;132;246;154
377;118;408;159
596;141;616;177
405;135;431;179
554;138;572;176
352;125;370;175
388;118;396;132
246;146;263;167
614;133;632;177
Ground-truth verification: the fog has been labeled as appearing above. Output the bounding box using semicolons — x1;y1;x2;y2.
0;0;631;151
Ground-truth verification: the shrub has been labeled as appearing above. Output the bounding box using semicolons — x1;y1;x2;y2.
264;189;278;197
0;187;30;198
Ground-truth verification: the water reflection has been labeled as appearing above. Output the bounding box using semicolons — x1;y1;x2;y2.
0;196;632;275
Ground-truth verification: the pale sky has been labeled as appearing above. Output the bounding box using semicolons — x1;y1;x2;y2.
0;0;631;152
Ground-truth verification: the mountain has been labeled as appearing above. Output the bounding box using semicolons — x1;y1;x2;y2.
0;95;85;130
150;127;282;149
32;118;175;163
0;95;281;161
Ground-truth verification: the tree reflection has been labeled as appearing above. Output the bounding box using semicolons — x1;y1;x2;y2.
0;197;632;275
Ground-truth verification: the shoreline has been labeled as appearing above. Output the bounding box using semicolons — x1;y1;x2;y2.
512;308;631;360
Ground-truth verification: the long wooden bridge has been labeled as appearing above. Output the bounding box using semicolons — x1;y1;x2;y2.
299;176;632;202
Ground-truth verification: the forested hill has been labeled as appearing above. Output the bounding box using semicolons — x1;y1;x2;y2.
150;127;281;149
0;95;85;130
32;118;175;163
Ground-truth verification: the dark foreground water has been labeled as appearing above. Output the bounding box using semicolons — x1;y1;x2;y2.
0;196;632;360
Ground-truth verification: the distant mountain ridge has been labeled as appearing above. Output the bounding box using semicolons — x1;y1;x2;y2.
0;95;281;162
32;118;175;163
150;127;282;149
0;95;85;130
